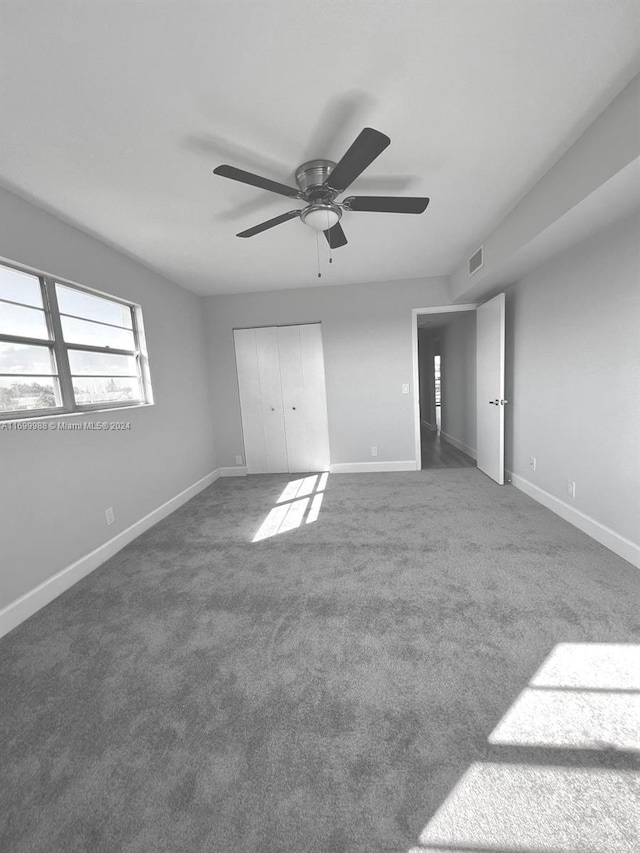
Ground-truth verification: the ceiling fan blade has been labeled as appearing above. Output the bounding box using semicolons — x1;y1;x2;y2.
344;196;430;214
237;210;301;238
324;222;348;249
214;165;300;199
324;128;391;192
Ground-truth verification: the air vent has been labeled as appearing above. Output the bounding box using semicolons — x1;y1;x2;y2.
468;246;484;277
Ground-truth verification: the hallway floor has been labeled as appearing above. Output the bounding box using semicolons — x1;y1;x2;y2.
420;428;476;469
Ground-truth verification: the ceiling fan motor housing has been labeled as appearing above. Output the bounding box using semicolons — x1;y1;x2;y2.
295;159;338;197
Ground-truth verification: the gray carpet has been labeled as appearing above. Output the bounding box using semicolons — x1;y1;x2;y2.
1;469;639;853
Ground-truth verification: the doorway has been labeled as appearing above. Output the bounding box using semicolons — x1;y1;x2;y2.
412;296;507;482
415;306;478;470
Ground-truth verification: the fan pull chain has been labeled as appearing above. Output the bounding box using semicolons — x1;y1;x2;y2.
316;231;321;278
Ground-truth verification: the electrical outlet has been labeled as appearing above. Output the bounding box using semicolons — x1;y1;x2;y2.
530;456;536;472
235;455;243;465
105;507;115;526
402;383;410;394
567;480;576;498
370;445;378;457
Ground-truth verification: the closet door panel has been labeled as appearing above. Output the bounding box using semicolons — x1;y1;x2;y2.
236;323;331;476
278;325;309;472
233;329;267;474
299;323;331;472
255;327;288;473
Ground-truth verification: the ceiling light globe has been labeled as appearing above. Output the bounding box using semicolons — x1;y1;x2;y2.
301;205;340;232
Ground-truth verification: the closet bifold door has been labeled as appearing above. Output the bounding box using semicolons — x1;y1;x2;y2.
277;324;330;473
233;327;288;474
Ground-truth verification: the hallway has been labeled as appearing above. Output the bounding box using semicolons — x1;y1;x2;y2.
421;428;476;469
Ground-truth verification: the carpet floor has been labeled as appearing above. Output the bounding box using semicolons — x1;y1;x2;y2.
1;469;639;853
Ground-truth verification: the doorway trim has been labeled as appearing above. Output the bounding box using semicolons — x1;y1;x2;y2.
412;304;480;470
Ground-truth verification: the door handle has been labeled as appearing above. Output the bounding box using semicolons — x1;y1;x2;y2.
489;399;509;405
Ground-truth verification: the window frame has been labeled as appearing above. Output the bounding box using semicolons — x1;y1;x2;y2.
0;259;153;420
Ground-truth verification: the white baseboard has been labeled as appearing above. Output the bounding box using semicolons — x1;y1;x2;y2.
0;468;221;639
330;460;418;474
508;471;640;569
439;431;477;460
422;420;437;432
219;466;247;477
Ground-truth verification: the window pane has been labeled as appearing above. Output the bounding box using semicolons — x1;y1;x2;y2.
72;376;141;406
0;377;60;412
0;265;43;308
68;350;137;376
0;301;50;339
61;316;135;349
0;342;56;375
56;284;133;329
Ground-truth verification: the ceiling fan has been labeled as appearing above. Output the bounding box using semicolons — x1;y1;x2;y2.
213;128;429;248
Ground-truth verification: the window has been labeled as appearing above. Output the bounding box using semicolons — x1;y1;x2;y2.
0;261;152;419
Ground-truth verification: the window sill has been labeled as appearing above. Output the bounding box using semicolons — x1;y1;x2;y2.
0;402;154;425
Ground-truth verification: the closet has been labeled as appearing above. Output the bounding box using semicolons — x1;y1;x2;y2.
233;323;331;473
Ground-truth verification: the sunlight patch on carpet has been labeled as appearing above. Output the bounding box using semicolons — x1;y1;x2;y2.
306;492;324;524
418;762;639;851
413;643;640;852
489;642;640;751
277;474;318;504
254;473;329;541
530;642;640;690
489;687;640;751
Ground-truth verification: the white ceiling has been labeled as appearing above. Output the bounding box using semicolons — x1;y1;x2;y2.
1;0;639;296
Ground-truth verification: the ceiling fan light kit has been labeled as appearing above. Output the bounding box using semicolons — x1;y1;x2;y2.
300;203;341;231
213;127;430;248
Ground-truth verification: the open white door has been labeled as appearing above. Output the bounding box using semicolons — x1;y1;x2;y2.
476;293;506;484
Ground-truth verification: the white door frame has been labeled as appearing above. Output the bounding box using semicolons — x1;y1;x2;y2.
412;304;480;470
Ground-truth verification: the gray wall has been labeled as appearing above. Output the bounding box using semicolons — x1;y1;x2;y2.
204;277;450;468
0;188;216;608
505;211;640;545
439;312;476;454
